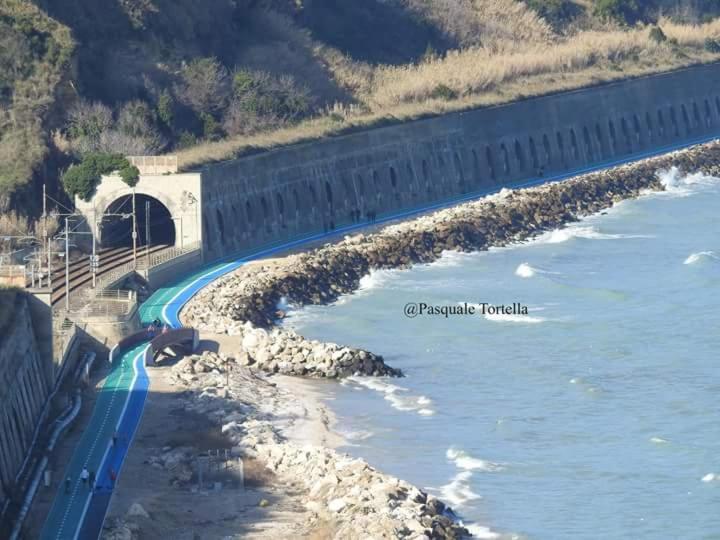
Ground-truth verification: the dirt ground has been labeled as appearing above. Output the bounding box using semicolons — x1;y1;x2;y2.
100;334;342;539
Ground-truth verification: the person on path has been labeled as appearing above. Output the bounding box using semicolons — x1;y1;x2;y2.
112;430;119;447
109;468;117;488
89;470;96;490
65;476;71;494
80;467;89;488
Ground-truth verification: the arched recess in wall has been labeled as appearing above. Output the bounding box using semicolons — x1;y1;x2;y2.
309;183;318;216
556;132;565;164
472;149;481;185
292;188;300;220
514;139;525;171
542;134;551;166
569;129;579;161
341;176;353;210
204;215;214;251
595;124;604;158
645;112;653;142
485;146;496;181
500;143;510;175
657;109;666;138
692;101;701;128
582;126;593;161
216;208;225;247
681;104;691;132
669;106;679;136
389;166;401;202
422;160;432;195
276;192;285;228
528;137;539;171
633;114;642;145
355;174;365;209
453;152;466;191
325;181;334;212
260;196;270;232
245;200;253;226
608;120;617;153
406;163;417;195
620;117;631;150
705;99;713;127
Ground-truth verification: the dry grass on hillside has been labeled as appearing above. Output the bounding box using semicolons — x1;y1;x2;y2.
175;19;720;170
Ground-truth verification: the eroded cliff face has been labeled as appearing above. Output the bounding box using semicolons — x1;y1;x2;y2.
0;293;52;514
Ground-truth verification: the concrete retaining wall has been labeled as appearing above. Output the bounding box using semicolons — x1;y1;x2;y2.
0;295;53;510
199;63;720;259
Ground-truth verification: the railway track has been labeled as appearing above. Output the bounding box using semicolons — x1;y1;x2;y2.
50;244;169;306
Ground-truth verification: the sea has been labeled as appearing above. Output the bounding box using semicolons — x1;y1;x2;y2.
283;167;720;539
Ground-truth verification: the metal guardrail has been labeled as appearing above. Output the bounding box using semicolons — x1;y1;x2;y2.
137;242;201;271
94;260;138;290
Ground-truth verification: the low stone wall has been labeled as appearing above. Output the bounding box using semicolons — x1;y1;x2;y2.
182;141;720;379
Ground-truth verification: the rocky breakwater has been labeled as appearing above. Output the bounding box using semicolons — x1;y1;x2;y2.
168;351;469;539
183;141;720;367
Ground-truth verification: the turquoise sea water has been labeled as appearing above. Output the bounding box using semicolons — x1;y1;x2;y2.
285;167;720;539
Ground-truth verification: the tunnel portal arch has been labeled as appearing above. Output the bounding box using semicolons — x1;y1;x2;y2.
100;193;176;249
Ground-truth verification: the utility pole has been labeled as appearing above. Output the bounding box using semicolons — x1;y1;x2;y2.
64;217;70;311
145;200;151;261
43;183;50;289
92;206;97;288
132;188;138;268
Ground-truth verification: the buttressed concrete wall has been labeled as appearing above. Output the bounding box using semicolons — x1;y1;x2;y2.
0;294;53;510
199;63;720;260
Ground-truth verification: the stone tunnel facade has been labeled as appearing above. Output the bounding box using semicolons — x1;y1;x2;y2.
199;62;720;260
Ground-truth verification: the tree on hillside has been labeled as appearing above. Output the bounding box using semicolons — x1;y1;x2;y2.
176;57;230;116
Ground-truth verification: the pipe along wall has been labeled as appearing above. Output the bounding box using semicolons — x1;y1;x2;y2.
199;62;720;260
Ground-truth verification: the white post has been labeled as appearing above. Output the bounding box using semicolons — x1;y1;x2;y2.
92;206;97;289
132;188;137;269
64;217;70;311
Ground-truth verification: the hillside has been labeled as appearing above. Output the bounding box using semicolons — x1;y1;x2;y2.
1;0;720;226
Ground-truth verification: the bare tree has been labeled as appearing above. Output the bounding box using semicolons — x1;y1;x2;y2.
176;57;231;115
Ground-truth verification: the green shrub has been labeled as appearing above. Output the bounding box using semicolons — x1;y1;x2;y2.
119;165;140;187
429;83;458;101
61;153;135;201
649;26;666;44
524;0;580;29
704;38;720;53
593;0;640;25
157;90;174;128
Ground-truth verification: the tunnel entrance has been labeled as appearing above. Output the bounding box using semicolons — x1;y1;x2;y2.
101;194;175;248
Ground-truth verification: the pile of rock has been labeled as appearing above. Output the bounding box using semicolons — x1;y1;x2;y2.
167;359;470;539
173;325;400;381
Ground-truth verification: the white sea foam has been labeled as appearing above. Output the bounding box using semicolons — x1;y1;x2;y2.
348;376;435;417
515;263;536;278
358;268;398;291
447;447;505;472
535;225;649;244
465;524;501;539
683;251;719;265
701;473;717;483
339;429;374;442
440;471;482;507
657;167;719;197
650;436;669;444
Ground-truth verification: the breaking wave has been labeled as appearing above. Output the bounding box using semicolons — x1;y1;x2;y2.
348;377;435;417
447;447;505;472
683;251;719;265
440;471;482;508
